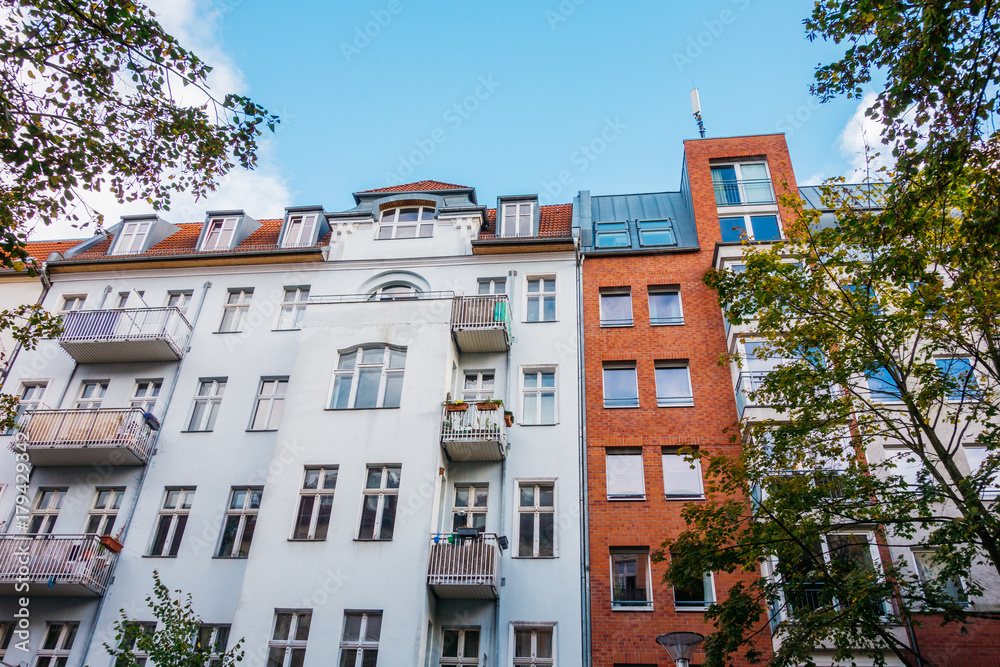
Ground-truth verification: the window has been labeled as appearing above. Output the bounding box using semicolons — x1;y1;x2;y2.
501;202;533;237
330;346;405;410
166;290;193;315
452;485;487;532
606;450;644;499
367;283;419;301
114;622;155;667
637;219;676;246
283;214;317;247
293;467;337;540
60;294;86;315
277;288;309;330
201;217;238;251
672;559;715;609
936;358;979;401
884;448;922;488
131;380;162;412
188;379;226;431
595;221;629;248
441;628;479;666
462;371;495;401
267;611;311;667
75;380;108;409
358;466;400;540
250;378;288;430
521;369;556;425
115;291;132;308
149;488;194;556
963;445;1000;498
512;626;553;667
718;214;782;243
662;448;703;498
9;381;46;432
711;162;774;205
112;220;151;255
648;287;683;325
0;623;13;662
611;550;653;608
378;206;435;239
599;288;632;327
197;625;231;667
217;487;262;558
655;364;693;406
912;550;966;602
219;289;253;332
517;482;555;558
603;363;639;408
34;623;78;667
28;488;65;534
526;277;556;322
86;487;124;535
339;612;381;667
478;278;506;295
867;366;901;402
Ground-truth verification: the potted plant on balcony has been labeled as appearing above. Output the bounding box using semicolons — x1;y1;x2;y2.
503;411;514;427
478;399;502;411
443;400;468;413
99;530;124;553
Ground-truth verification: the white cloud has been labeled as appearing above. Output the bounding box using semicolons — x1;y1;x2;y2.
836;91;899;181
28;0;291;240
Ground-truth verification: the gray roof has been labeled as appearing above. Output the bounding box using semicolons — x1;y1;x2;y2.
575;190;696;252
798;183;888;211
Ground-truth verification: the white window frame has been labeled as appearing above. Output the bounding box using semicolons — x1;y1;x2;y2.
338;611;382;667
148;487;195;557
935;357;980;402
610;550;654;609
910;549;968;604
510;623;555;667
718;213;784;242
654;363;694;407
711;161;775;206
249;377;288;431
112;221;152;256
662;447;704;499
9;380;47;432
599;288;633;327
521;367;557;426
131;379;162;412
197;625;231;667
216;487;262;558
378;206;435;239
367;283;420;301
201;217;238;251
524;276;557;323
477;277;507;295
648;286;684;326
34;623;79;667
671;564;716;611
291;467;338;541
440;627;480;666
187;379;226;432
514;479;557;559
165;290;193;315
452;484;488;532
276;287;310;330
963;445;1000;498
75;380;108;409
501;201;534;237
282;214;318;248
115;621;155;667
267;610;311;667
602;363;639;409
219;289;253;333
357;465;401;541
329;345;406;410
60;294;87;315
85;487;124;535
606;449;645;500
461;370;496;401
28;487;66;534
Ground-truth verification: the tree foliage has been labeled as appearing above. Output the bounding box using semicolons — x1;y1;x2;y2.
0;0;277;268
106;571;245;667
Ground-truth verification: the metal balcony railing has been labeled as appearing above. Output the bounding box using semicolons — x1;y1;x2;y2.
59;307;192;363
427;532;501;599
736;371;774;417
0;534;117;596
451;295;511;353
714;179;776;206
440;403;508;461
16;408;155;466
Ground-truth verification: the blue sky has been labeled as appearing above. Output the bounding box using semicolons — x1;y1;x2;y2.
37;0;884;239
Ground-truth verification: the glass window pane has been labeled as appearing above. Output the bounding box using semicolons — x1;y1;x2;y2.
397;208;419;222
338;351;357;370
355;368;381;408
331;376;352;409
383;374;403;408
338;650;357;667
539;485;554;506
541;373;555;388
294;496;314;539
543;296;556;321
464;630;480;657
514;630;532;657
656;367;691;403
649;292;682;323
273;613;292;640
750;215;781;241
536;630;553;658
538;513;554;556
524;372;538;389
454;487;469;508
441;630;459;658
719;216;746;243
662;453;702;495
168;515;187;556
526;297;540;322
358;496;378;539
379;495;397;539
540;392;555;423
518;514;534;557
366;469;383;489
315;496;333;540
520;486;535;507
238;515;256;557
604;368;638;406
364;614;381;641
388;348;406;369
303;469;320;490
266;647;285;667
218;516;240;557
322;470;338;490
474;487;488;507
522;393;538;425
361;347;384;363
361;650;377;667
294;613;311;641
288;649;305;667
342;613;362;641
607;453;644;496
600;294;632;324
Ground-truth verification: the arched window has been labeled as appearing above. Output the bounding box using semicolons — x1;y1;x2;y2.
367;283;420;301
330;345;406;409
378;206;435;239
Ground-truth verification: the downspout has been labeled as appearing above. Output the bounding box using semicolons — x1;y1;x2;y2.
575;240;592;667
495;269;515;667
76;280;211;667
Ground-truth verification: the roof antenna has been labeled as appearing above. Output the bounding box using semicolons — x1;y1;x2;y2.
690;88;706;138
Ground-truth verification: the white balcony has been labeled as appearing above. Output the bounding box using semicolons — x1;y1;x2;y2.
440;403;508;462
0;534;117;596
427;532;501;600
451;295;511;353
17;408;155;466
59;307;192;363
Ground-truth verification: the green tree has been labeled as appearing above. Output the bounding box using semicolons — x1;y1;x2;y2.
107;571;245;667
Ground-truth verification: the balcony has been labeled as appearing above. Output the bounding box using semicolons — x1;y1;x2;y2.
59;307;192;363
714;179;776;206
736;371;773;418
17;408;155;466
451;295;511;353
427;532;501;600
440;403;508;462
0;534;117;596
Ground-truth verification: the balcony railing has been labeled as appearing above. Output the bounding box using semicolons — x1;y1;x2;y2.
441;403;508;461
714;179;776;206
427;532;501;599
59;307;192;363
0;534;117;596
451;295;511;353
736;371;774;417
17;408;155;466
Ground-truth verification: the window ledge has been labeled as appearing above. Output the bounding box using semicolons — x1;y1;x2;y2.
211;555;248;560
288;538;326;542
518;422;558;427
180;430;214;434
354;538;394;542
142;555;177;559
611;605;654;612
600;322;634;328
604;404;640;409
511;555;558;559
213;330;243;335
271;328;302;332
665;494;705;501
674;605;712;612
523;320;558;324
325;406;401;412
650;322;685;327
657;401;695;408
607;495;646;502
246;429;279;433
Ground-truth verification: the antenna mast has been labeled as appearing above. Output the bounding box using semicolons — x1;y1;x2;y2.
690;88;706;138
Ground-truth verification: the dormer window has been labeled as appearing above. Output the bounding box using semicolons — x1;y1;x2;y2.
112;220;152;255
637;219;676;247
283;214;317;248
378;207;435;239
501;202;533;237
201;217;238;251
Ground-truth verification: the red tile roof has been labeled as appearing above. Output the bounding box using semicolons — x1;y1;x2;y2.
24;239;85;260
480;204;573;238
358;180;470;194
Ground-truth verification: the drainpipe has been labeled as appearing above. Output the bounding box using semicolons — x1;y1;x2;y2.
76;280;211;667
575;240;592;667
494;271;514;667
